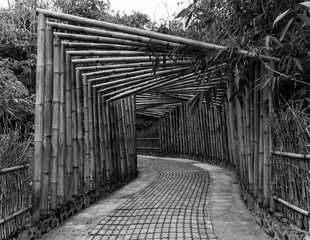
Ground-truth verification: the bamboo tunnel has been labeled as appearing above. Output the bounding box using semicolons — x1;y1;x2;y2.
33;9;281;227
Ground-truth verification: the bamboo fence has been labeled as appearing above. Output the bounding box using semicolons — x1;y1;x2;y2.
0;165;31;239
25;8;310;234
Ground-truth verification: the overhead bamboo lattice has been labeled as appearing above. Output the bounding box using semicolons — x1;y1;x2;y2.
31;8;310;233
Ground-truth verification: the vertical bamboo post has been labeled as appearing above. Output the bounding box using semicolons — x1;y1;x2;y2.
253;63;261;198
97;94;106;186
83;75;91;191
258;64;264;204
58;43;67;204
263;63;271;208
131;94;138;171
110;101;119;180
246;81;254;192
88;81;96;189
102;99;111;181
50;36;61;210
116;101;126;178
235;66;246;182
92;88;101;186
160;116;163;152
65;53;73;199
40;21;53;216
33;12;46;219
71;62;79;196
121;99;130;173
76;69;85;194
269;61;276;212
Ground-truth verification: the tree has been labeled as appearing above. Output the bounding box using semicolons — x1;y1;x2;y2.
51;0;110;20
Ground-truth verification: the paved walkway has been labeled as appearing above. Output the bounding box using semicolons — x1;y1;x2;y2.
42;156;272;240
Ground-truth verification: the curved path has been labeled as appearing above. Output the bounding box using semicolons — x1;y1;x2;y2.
42;156;271;240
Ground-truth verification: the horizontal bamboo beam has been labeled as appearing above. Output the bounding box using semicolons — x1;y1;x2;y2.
0;164;31;173
137;147;160;150
55;33;148;47
272;151;310;160
38;8;280;62
0;207;31;225
273;196;310;216
62;42;144;50
72;56;167;64
77;61;190;73
48;22;180;49
67;50;146;57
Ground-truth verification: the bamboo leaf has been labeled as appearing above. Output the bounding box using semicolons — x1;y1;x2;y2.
298;14;310;27
299;2;310;8
280;18;294;41
185;11;193;28
176;7;191;19
273;9;293;27
294;58;303;71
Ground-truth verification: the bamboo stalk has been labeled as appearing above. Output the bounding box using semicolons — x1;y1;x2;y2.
65;54;73;199
92;87;101;186
82;75;91;191
131;94;138;171
87;80;96;189
58;43;67;204
50;36;61;210
102;99;111;181
33;12;46;220
71;62;79;196
76;69;85;194
40;23;53;216
97;94;105;186
245;82;254;192
253;63;261;198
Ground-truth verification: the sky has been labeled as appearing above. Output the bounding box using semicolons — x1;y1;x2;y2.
0;0;190;21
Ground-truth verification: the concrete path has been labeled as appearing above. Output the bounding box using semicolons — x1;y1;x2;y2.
42;156;272;240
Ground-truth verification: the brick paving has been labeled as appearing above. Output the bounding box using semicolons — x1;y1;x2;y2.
86;158;216;240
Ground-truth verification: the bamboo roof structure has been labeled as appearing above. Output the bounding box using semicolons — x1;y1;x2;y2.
37;8;277;118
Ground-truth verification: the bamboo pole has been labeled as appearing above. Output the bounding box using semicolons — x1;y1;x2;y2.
121;98;131;173
253;63;261;198
33;12;46;220
131;94;138;171
102;99;111;181
245;82;253;192
263;64;271;208
65;53;73;199
82;75;91;191
50;36;61;210
71;62;79;196
258;64;264;205
48;22;180;49
58;43;67;204
92;87;101;186
76;69;85;194
87;80;96;189
40;22;53;216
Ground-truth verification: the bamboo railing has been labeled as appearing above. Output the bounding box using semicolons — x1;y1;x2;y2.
0;165;31;240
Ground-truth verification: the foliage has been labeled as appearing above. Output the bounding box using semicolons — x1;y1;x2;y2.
106;10;151;29
0;130;33;168
270;106;310;153
51;0;110;20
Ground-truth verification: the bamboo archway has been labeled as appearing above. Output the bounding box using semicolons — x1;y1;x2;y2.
34;8;279;222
